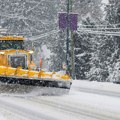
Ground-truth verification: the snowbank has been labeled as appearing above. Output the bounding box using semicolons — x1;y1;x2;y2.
72;80;120;93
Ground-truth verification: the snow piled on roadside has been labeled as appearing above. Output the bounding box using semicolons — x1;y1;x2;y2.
72;80;120;93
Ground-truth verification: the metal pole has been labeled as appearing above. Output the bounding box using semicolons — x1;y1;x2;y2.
70;0;75;79
71;31;75;79
66;0;75;79
66;0;70;73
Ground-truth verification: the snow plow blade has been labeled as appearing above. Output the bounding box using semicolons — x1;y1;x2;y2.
0;76;71;89
0;66;72;89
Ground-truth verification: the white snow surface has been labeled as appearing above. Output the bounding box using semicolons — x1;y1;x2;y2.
72;80;120;93
0;80;120;120
0;113;6;120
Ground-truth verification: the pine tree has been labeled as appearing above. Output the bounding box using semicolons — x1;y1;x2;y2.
105;0;120;82
74;17;94;79
87;0;120;82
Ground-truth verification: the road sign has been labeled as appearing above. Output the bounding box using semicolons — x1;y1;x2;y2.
69;13;78;30
59;13;78;31
59;13;67;29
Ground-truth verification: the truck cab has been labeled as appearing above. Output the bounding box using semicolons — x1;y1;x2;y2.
0;36;36;70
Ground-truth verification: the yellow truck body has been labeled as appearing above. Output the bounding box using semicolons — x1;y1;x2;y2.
0;35;71;89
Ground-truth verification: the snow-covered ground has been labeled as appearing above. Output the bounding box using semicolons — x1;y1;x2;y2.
0;113;6;120
0;80;120;120
72;80;120;97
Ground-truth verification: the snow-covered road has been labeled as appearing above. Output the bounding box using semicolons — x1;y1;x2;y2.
0;80;120;120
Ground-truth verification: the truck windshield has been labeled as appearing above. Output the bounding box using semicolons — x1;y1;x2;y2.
0;40;24;50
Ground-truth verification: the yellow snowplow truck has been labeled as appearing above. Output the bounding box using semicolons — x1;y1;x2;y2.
0;36;72;89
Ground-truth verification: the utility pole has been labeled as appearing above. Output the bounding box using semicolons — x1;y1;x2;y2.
66;0;70;73
69;0;75;79
59;0;77;77
66;0;75;79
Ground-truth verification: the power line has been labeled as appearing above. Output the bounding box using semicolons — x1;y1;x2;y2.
78;29;120;36
78;29;120;34
26;29;59;41
78;23;120;27
79;28;120;30
26;28;120;43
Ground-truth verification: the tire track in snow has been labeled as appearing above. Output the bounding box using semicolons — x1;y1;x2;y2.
72;86;120;98
0;83;120;120
0;98;59;120
0;107;30;120
28;96;120;120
